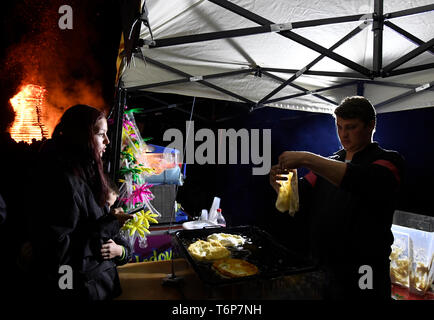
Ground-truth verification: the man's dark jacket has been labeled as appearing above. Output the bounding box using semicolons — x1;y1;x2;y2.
298;142;404;299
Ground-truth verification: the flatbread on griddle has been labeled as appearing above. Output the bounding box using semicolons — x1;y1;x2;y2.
187;239;231;261
212;258;259;278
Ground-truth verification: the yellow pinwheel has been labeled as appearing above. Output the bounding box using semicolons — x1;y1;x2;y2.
135;210;159;228
121;210;159;238
122;215;149;237
143;210;159;224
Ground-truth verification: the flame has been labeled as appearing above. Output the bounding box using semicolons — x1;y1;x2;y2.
9;84;48;144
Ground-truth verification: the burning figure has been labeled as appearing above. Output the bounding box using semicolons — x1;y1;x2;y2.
9;84;47;144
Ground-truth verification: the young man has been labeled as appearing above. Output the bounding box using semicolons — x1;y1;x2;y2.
270;96;404;300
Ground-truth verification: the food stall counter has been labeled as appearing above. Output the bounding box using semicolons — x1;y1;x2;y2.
116;258;324;300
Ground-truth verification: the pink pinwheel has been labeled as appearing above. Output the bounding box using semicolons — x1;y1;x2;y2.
122;118;135;131
130;183;154;206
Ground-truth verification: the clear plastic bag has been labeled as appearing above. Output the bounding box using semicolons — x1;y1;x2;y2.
275;169;299;216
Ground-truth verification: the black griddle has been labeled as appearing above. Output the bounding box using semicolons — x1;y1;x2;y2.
173;225;316;286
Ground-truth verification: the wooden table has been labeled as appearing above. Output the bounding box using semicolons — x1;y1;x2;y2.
116;259;206;300
116;259;324;300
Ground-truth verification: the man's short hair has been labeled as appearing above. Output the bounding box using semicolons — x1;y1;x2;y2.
334;96;376;126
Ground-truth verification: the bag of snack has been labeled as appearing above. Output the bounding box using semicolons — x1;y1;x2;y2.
275;169;299;217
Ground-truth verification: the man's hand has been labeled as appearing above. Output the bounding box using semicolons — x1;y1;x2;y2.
110;207;132;226
269;164;295;193
101;239;123;260
270;151;307;194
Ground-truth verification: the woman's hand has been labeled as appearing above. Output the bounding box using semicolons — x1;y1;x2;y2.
101;239;123;260
110;207;132;226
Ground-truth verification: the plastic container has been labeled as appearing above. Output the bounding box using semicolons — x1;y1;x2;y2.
216;208;226;227
390;211;434;295
208;197;220;223
390;226;413;288
200;209;208;221
144;166;183;185
136;144;182;175
182;220;220;230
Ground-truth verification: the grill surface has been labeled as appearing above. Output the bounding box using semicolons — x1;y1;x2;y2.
173;225;316;286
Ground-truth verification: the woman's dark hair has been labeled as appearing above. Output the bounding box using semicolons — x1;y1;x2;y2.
334;96;376;126
52;104;109;206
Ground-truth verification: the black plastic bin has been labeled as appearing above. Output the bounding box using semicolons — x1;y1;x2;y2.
173;225;316;286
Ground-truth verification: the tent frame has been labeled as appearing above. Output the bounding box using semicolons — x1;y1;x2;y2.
109;0;434;179
126;0;434;110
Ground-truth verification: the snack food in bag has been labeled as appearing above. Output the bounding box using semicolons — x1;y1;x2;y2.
275;170;299;216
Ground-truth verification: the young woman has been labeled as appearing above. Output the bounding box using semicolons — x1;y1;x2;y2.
29;104;131;301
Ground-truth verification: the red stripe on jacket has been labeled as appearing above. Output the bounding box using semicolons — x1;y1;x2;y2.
372;159;401;184
304;171;317;187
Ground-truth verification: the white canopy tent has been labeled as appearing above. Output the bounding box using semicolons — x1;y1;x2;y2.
116;0;434;116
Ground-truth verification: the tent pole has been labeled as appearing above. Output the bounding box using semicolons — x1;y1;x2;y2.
260;71;339;106
127;68;255;92
145;25;270;48
144;14;372;49
258;22;369;104
386;63;434;77
373;0;384;76
141;56;254;106
279;31;372;77
108;85;126;183
357;81;365;96
364;80;426;89
292;14;372;29
382;38;434;75
263;68;366;79
384;21;434;55
263;78;356;105
128;78;193;91
208;0;371;77
375;81;434;108
386;4;434;19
